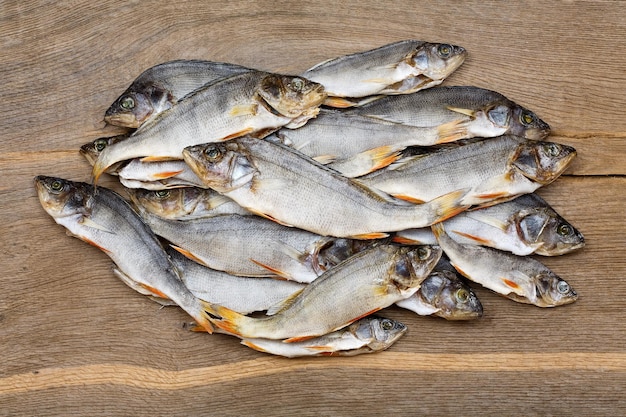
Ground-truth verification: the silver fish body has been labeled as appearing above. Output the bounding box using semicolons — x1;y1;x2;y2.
183;136;469;239
203;244;441;340
395;193;585;256
117;159;206;188
126;187;250;220
168;248;305;315
431;223;578;307
241;316;407;357
138;212;334;283
302;40;466;100
34;176;215;332
266;108;445;177
104;60;254;128
360;136;576;207
345;86;550;140
92;71;327;182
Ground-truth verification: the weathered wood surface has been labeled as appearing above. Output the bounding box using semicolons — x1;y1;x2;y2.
1;1;625;415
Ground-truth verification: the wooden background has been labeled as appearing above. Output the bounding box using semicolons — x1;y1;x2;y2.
1;1;625;415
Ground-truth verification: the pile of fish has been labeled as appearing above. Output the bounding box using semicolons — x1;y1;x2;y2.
36;40;584;357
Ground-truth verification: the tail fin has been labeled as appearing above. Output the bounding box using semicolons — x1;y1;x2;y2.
428;189;470;224
198;300;249;337
193;300;220;334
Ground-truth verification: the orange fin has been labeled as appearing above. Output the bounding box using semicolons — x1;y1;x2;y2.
350;232;389;240
323;97;360;108
246;208;293;227
249;259;290;279
446;106;476;118
348;308;382;324
476;191;509;200
436;119;469;144
431;222;445;239
170;245;209;267
391;194;425;204
360;145;403;172
80;237;112;254
138;283;169;299
221;127;254;141
140;156;181;162
306;345;334;351
200;302;243;336
502;278;521;290
391;235;422;245
152;170;184;180
241;340;269;353
431;189;471;222
229;104;258;117
283;335;317;343
451;230;493;246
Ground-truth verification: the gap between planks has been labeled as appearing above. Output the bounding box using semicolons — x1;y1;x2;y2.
2;352;625;395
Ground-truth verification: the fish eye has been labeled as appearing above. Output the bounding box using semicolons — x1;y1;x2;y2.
380;319;394;330
557;280;571;294
520;111;535;126
437;44;452;58
289;78;306;92
455;289;470;303
204;146;222;161
94;139;108;152
50;180;64;192
120;96;135;110
542;143;561;157
557;223;573;236
416;246;431;260
155;190;170;199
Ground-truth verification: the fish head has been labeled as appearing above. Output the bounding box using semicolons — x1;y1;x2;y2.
126;188;185;218
533;272;578;307
352;316;407;351
420;271;483;320
410;42;467;81
79;135;128;167
256;74;326;118
392;245;442;291
517;209;585;256
507;106;551;140
182;141;256;193
511;140;576;185
34;176;93;219
104;91;152;128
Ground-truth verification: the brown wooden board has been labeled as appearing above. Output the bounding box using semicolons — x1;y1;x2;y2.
1;1;625;415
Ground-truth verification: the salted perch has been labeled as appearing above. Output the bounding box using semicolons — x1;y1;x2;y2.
202;244;441;341
138;212;337;283
431;223;578;307
301;40;466;103
183;136;469;239
34;176;215;333
241;316;407;357
92;71;327;182
345;86;551;140
126;187;250;220
360;135;576;207
104;60;254;128
395;193;585;256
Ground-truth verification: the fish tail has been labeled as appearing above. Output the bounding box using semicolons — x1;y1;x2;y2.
430;222;445;239
428;189;470;223
194;300;220;334
199;300;247;337
436;119;469;144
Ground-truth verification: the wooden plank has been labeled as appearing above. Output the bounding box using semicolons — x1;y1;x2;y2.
0;1;624;415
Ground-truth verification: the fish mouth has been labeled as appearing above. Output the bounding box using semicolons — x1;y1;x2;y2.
104;112;141;129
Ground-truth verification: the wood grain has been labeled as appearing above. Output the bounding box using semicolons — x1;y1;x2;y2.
1;1;625;415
